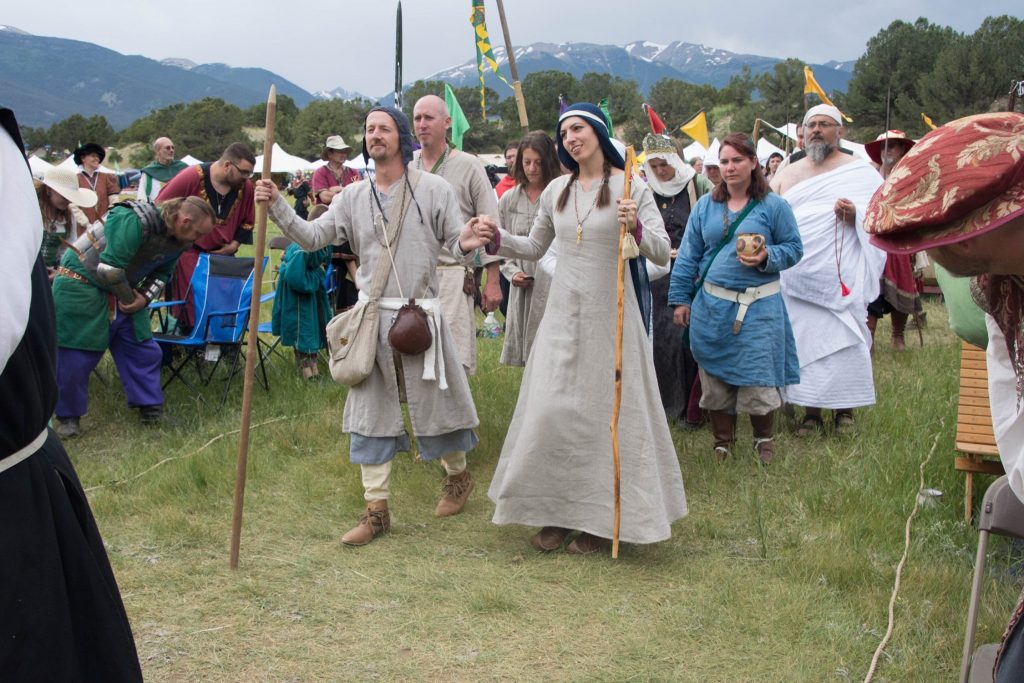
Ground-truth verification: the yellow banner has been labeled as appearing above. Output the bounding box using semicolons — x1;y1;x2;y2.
680;111;709;149
921;112;938;130
804;66;852;123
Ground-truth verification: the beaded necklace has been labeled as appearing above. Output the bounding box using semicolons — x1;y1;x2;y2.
416;144;451;175
572;178;602;245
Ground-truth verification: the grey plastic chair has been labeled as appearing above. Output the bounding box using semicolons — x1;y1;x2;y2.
962;476;1024;683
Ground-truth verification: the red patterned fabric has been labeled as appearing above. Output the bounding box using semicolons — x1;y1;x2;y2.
865;112;1024;254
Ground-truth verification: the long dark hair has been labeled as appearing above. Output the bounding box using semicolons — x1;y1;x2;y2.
711;133;770;203
512;131;560;189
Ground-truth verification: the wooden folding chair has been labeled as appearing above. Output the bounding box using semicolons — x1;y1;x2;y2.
954;342;1004;522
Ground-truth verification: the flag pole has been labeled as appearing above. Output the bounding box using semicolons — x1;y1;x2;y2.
610;145;636;560
394;1;403;109
494;0;529;133
229;85;276;570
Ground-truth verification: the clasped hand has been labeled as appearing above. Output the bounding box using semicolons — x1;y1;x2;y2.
460;215;496;252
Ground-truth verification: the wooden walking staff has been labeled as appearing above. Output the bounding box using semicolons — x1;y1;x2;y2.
494;0;529;133
610;145;637;559
229;85;276;570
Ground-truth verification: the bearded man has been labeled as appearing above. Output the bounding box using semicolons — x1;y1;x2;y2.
157;142;256;328
771;104;886;435
51;197;216;437
254;107;494;546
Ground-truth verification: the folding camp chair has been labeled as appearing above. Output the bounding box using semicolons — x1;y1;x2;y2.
960;476;1024;683
152;254;267;406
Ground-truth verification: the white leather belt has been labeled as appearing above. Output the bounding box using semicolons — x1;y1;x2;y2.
359;291;448;390
703;280;781;334
0;428;48;476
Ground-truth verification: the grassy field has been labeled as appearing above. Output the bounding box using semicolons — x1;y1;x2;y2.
68;287;1021;681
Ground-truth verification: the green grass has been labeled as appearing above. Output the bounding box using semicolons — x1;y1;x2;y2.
67;293;1022;682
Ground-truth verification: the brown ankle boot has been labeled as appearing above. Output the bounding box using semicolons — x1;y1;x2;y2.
866;314;878;355
750;412;776;465
891;312;907;351
434;470;475;517
709;411;737;460
341;500;390;546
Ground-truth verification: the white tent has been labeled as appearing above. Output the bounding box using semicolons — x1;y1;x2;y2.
180;154;203;166
57;154;115;174
254;143;317;174
703;139;721;166
28;155;54;180
681;141;706;163
756;138;786;164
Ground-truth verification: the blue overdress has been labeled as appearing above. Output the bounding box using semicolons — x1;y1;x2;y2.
667;193;803;388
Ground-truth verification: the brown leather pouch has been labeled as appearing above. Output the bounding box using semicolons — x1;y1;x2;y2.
462;269;477;296
388;299;432;355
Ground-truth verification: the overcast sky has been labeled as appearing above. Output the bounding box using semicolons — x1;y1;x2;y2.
4;1;1020;96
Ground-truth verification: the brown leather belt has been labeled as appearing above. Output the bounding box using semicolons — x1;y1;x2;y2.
55;266;90;284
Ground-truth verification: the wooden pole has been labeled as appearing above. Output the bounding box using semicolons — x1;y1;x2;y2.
229;85;276;570
610;145;635;560
494;0;529;132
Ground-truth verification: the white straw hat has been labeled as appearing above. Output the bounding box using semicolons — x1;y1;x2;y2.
43;165;98;208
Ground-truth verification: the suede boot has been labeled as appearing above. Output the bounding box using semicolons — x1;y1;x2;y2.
750;412;776;465
866;314;878;355
709;411;737;460
435;470;475;517
891;312;907;351
341;500;390;546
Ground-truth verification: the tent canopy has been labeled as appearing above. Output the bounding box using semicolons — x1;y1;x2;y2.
254;143;316;174
180;154;203;166
28;155;54;180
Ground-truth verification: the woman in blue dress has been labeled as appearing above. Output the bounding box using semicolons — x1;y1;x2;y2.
668;133;803;464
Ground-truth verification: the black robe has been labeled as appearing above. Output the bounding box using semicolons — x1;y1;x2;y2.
0;106;143;682
651;185;701;424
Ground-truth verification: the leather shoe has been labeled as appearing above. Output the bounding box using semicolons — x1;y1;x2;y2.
566;532;609;555
530;526;571;551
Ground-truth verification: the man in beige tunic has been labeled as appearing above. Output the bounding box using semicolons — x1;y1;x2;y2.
254;106;494;546
411;94;502;375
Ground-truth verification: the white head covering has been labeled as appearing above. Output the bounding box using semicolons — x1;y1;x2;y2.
703;139;721;169
803;104;843;126
641;133;694;197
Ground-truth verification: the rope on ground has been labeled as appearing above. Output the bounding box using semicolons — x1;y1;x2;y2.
83;410;333;493
863;419;944;683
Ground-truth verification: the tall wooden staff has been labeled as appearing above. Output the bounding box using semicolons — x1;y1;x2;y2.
229;85;276;570
494;0;529;133
610;145;636;559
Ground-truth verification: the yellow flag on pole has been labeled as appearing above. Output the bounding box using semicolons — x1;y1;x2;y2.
921;112;938;130
679;111;709;149
803;66;852;123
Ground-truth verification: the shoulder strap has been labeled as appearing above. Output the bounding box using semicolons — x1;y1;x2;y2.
691;198;759;297
366;170;421;301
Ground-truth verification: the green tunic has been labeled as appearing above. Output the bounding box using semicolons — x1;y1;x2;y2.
52;206;178;351
270;243;332;354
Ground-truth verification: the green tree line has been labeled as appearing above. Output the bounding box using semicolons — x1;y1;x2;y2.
20;15;1022;165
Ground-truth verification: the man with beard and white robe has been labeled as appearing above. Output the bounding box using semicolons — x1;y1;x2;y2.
771;104;886;435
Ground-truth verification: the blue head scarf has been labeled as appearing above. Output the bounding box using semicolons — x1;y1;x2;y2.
554;103;651;334
362;106;415;166
555;103;625;171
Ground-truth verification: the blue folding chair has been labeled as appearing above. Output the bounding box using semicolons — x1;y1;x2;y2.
152;254;268;406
